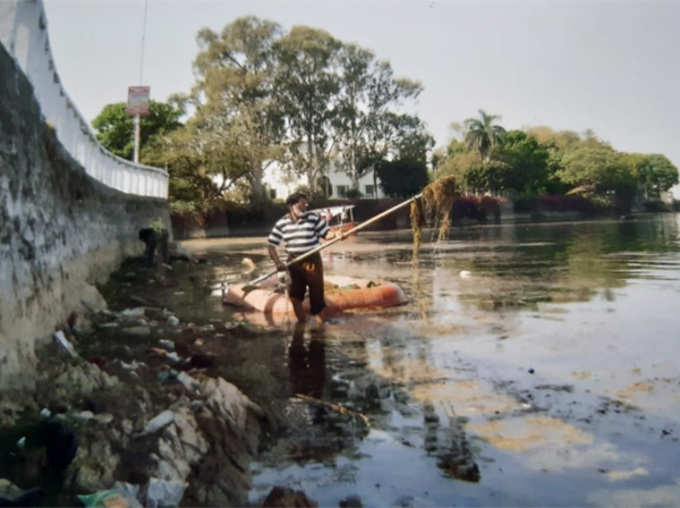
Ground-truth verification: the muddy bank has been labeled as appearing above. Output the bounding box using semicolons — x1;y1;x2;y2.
0;254;287;507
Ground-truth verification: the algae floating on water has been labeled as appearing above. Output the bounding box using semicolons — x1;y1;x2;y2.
410;175;458;252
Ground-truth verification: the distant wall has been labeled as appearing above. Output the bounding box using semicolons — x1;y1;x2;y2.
0;37;168;391
0;0;168;198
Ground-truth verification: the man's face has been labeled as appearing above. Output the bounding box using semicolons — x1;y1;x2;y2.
291;198;308;216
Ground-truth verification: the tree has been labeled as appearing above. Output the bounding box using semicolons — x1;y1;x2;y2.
497;130;550;196
375;158;428;198
189;16;286;204
273;27;427;194
92;100;183;160
461;109;507;194
143;115;256;212
558;147;637;212
463;109;506;162
632;154;679;199
333;44;424;189
434;151;482;194
273;26;341;195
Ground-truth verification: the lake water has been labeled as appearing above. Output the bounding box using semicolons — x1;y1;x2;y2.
185;213;680;507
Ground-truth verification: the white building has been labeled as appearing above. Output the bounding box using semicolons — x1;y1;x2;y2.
263;162;386;201
671;183;680;201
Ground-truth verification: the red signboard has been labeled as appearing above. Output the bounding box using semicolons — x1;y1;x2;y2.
126;86;150;116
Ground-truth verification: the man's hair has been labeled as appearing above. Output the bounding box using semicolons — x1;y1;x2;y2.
286;192;307;207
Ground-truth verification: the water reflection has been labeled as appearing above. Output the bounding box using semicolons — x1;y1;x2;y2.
191;214;680;506
288;323;326;399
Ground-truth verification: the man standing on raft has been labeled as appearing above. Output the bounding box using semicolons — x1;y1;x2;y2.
267;192;341;323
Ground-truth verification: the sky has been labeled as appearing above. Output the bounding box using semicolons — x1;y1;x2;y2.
43;0;680;188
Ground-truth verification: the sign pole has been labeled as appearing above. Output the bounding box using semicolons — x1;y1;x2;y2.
133;114;140;163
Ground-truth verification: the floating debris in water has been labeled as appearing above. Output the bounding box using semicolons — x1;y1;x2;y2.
241;257;256;273
410;175;458;252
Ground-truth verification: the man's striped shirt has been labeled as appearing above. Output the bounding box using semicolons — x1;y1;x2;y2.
268;211;329;256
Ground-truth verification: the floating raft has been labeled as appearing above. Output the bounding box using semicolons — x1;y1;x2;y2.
223;274;407;319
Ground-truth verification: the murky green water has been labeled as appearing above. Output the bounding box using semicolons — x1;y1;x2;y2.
185;213;680;507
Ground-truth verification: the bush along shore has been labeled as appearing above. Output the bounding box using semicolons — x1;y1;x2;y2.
0;251;325;507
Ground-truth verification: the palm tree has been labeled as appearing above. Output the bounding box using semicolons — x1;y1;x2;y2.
463;109;506;162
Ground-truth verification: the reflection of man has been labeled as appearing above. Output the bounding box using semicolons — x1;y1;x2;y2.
288;322;326;399
267;193;340;323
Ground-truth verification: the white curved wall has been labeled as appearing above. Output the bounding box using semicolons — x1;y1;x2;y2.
0;0;168;199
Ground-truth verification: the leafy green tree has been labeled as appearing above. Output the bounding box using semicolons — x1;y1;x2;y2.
391;115;434;164
558;147;637;212
273;27;427;194
632;154;678;199
92;100;183;160
136;16;431;210
143;116;255;212
463;109;506;162
334;44;424;189
461;109;507;194
527;126;576;152
190;16;286;204
446;138;467;157
437;151;485;194
273;26;341;194
375;158;428;198
497;130;550;196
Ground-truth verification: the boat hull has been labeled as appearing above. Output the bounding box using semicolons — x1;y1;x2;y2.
224;274;406;320
330;222;358;236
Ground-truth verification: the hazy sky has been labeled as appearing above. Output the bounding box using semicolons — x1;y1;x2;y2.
43;0;679;176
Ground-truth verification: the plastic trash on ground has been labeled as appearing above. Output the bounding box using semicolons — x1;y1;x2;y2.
54;330;78;357
77;488;142;508
135;410;174;438
146;478;187;508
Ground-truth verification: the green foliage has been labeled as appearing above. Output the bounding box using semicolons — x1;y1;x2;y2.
632;154;678;198
497;130;550;195
344;187;362;199
463;109;506;162
274;25;341;192
375;158;429;198
150;16;431;211
557;146;638;212
191;17;286;204
143;116;254;213
273;27;426;193
436;120;677;214
437;150;484;194
92;100;183;160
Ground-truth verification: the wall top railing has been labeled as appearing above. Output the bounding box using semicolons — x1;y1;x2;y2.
0;0;169;199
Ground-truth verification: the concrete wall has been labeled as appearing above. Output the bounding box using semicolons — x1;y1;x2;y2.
0;0;168;198
0;42;168;391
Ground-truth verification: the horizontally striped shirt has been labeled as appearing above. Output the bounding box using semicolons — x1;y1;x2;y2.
268;211;329;256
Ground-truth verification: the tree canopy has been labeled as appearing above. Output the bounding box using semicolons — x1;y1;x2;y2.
435;118;678;212
128;16;431;208
375;158;429;198
92;100;183;160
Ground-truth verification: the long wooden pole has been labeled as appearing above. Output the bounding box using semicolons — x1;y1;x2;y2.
248;192;423;286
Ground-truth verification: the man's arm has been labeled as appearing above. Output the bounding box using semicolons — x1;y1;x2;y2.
267;244;286;271
323;229;346;241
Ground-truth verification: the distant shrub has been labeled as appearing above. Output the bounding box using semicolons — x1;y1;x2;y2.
514;195;596;214
643;200;670;212
344;188;362;199
452;195;504;223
